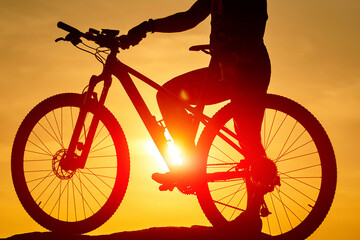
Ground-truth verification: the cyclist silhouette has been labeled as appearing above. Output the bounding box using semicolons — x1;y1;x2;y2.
11;5;337;235
122;0;271;230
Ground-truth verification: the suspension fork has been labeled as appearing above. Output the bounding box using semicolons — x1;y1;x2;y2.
61;74;111;171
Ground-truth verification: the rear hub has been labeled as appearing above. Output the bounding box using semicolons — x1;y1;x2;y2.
250;157;281;193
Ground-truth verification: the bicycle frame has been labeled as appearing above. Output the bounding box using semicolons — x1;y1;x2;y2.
62;48;246;179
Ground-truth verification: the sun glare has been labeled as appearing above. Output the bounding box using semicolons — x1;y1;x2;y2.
164;130;183;166
167;141;183;166
145;130;184;171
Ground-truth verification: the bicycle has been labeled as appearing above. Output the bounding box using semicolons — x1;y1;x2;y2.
11;22;337;239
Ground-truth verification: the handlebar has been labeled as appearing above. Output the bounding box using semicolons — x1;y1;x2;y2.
57;21;211;55
56;21;122;49
57;21;82;35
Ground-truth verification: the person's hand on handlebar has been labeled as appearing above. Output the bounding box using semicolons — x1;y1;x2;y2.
120;19;155;49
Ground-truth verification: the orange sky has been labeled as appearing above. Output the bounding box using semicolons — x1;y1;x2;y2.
0;0;359;239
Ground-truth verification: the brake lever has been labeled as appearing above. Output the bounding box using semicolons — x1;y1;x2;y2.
55;35;82;46
55;37;66;42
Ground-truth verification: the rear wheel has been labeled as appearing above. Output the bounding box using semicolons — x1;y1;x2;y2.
196;94;336;239
12;93;130;234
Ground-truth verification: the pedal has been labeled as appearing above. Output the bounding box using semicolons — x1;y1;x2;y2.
152;172;196;194
159;184;175;192
152;172;176;191
152;172;173;184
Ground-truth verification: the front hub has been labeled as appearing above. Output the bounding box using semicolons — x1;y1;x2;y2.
53;149;76;180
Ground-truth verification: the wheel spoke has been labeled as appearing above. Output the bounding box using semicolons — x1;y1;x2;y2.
276;151;318;163
29;132;53;156
90;133;111;152
276;121;297;160
265;113;287;151
25;149;52;157
78;169;110;199
71;178;77;222
41;178;62;210
213;200;245;212
72;173;94;216
76;171;101;209
277;128;306;161
211;140;238;163
280;176;319;201
90;142;114;154
276;186;311;213
45;114;64;149
209;181;244;193
269;192;283;234
52;109;64;147
276;187;293;229
229;188;247;221
82;169;117;181
277;140;315;161
26;172;55;184
281;164;321;176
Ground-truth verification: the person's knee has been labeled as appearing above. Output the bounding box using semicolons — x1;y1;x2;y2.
156;82;173;109
156;88;166;105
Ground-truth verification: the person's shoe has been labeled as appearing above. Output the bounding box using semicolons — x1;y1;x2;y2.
152;172;176;191
152;170;199;193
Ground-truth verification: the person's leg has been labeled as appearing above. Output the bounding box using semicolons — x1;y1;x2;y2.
158;67;228;157
155;67;227;188
229;44;271;225
232;89;267;159
156;68;206;166
231;44;271;161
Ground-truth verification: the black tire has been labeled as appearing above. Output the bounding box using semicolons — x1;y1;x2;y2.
11;93;130;234
196;94;336;239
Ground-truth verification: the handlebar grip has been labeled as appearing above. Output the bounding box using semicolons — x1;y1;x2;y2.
57;21;81;34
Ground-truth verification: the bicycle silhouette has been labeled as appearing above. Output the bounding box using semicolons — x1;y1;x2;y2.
11;22;337;239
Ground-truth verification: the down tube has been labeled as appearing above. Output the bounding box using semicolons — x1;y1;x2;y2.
113;61;175;169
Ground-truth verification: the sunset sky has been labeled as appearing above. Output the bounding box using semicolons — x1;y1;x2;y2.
0;0;359;239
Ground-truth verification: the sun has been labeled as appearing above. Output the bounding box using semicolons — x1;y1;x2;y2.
164;130;184;166
166;141;183;166
145;130;184;171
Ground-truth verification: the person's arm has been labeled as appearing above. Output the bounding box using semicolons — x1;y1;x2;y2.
120;0;211;49
152;0;211;33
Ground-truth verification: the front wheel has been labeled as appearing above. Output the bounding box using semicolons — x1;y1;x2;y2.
196;94;337;239
11;93;130;234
